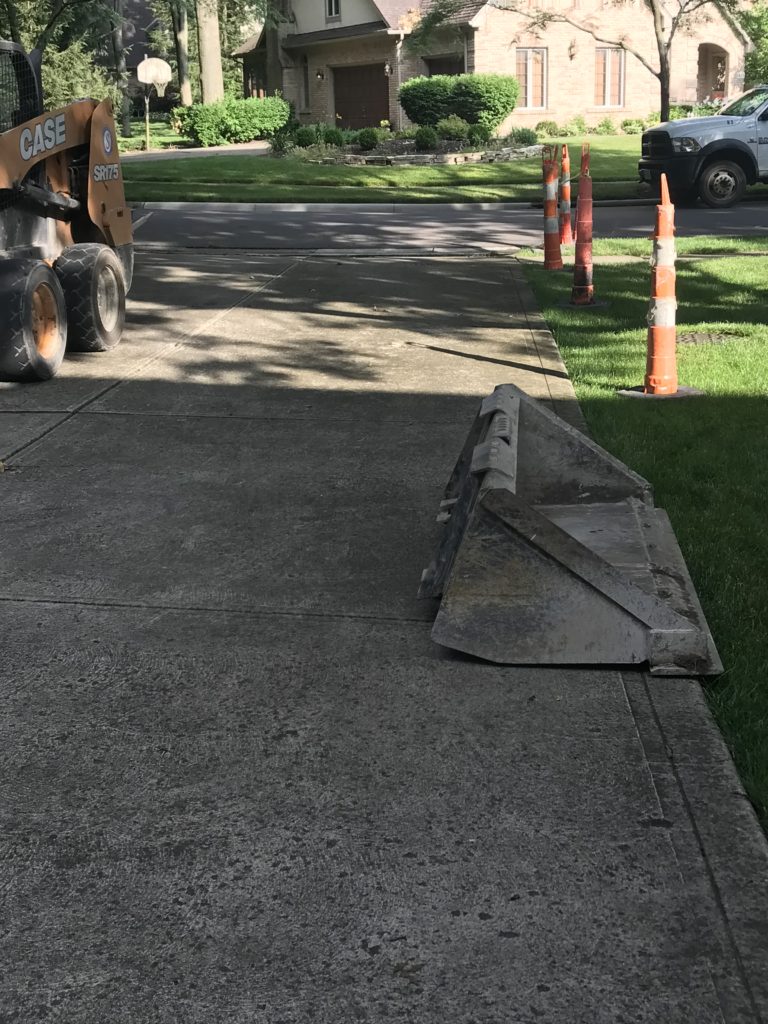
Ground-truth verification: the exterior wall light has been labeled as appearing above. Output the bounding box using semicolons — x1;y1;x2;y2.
316;69;325;80
568;40;577;60
384;62;393;76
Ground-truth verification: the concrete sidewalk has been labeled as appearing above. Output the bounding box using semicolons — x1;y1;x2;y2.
2;249;768;1022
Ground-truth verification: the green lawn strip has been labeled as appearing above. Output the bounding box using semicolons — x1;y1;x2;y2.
122;147;641;186
119;117;187;154
520;236;768;259
591;234;768;257
521;254;768;825
124;178;645;204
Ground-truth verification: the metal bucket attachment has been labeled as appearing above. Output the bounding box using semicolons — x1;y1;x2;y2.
419;384;721;676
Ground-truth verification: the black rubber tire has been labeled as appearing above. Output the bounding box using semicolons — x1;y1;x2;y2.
54;243;126;352
0;260;67;382
697;160;747;208
668;185;698;207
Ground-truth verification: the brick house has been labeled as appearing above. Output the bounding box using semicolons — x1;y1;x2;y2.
234;0;751;131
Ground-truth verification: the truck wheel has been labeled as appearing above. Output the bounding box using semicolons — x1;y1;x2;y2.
668;185;698;207
54;243;126;352
0;260;67;382
697;161;747;208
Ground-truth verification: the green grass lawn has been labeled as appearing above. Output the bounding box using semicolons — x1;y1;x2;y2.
122;133;768;203
123;135;648;202
119;117;186;154
521;242;768;824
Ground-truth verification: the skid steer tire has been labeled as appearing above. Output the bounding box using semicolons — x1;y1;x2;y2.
54;243;126;352
0;260;67;382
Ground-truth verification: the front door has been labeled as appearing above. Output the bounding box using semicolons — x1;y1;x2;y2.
332;64;389;130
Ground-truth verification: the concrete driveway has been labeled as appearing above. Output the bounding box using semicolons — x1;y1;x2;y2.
2;247;767;1022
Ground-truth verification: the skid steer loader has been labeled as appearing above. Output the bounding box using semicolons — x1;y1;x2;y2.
0;40;133;381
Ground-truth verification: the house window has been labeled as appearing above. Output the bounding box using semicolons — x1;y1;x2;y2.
326;0;340;19
516;48;546;109
425;56;465;76
595;47;625;107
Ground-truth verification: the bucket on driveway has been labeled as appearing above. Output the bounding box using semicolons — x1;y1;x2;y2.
419;384;721;676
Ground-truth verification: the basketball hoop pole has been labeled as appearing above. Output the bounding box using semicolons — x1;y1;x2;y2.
137;54;173;152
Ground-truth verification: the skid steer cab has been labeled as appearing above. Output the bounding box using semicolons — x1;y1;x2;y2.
0;40;134;382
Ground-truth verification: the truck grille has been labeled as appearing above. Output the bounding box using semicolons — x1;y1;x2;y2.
642;131;673;159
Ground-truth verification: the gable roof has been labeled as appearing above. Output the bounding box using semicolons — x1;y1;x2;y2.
374;0;486;31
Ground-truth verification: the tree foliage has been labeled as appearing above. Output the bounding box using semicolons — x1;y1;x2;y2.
41;39;120;109
740;2;768;87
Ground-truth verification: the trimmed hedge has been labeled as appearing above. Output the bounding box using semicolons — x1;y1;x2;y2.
452;74;519;130
399;75;455;126
399;73;518;132
178;96;291;147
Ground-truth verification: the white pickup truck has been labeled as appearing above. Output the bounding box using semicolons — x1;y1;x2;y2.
638;86;768;207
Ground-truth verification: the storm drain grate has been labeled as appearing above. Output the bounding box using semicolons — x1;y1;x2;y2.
678;332;743;346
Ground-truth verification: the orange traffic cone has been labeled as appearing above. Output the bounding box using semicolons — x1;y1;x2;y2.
619;173;702;399
542;145;563;270
559;144;574;245
570;144;594;305
644;174;678;395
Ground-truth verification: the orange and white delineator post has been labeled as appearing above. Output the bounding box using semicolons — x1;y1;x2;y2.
644;174;678;395
558;143;574;245
542;145;563;270
570;144;594;305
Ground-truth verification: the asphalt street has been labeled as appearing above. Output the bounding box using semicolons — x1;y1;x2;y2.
131;199;768;251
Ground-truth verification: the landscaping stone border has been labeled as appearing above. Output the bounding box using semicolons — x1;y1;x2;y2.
313;144;543;167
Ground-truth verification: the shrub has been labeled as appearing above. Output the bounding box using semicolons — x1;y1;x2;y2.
323;126;345;146
534;120;559;137
395;126;419;140
621;118;645;134
357;127;379;151
436;114;471;141
467;122;492;146
562;114;588;137
398;75;456;126
452;74;519;131
341;129;360;144
668;105;691;120
509;126;538;146
291;142;348;163
294;126;317;148
270;126;295;155
645;110;661;124
179;96;291;147
415;125;438;152
399;73;518;131
594;116;616;135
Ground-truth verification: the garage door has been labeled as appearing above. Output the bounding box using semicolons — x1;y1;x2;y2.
333;64;389;130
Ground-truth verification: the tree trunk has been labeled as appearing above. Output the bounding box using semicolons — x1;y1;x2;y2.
2;0;23;44
195;0;224;104
658;49;671;122
111;0;133;136
171;1;193;106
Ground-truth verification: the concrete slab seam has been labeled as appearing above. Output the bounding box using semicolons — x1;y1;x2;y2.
0;593;435;626
2;256;312;465
628;672;768;1022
